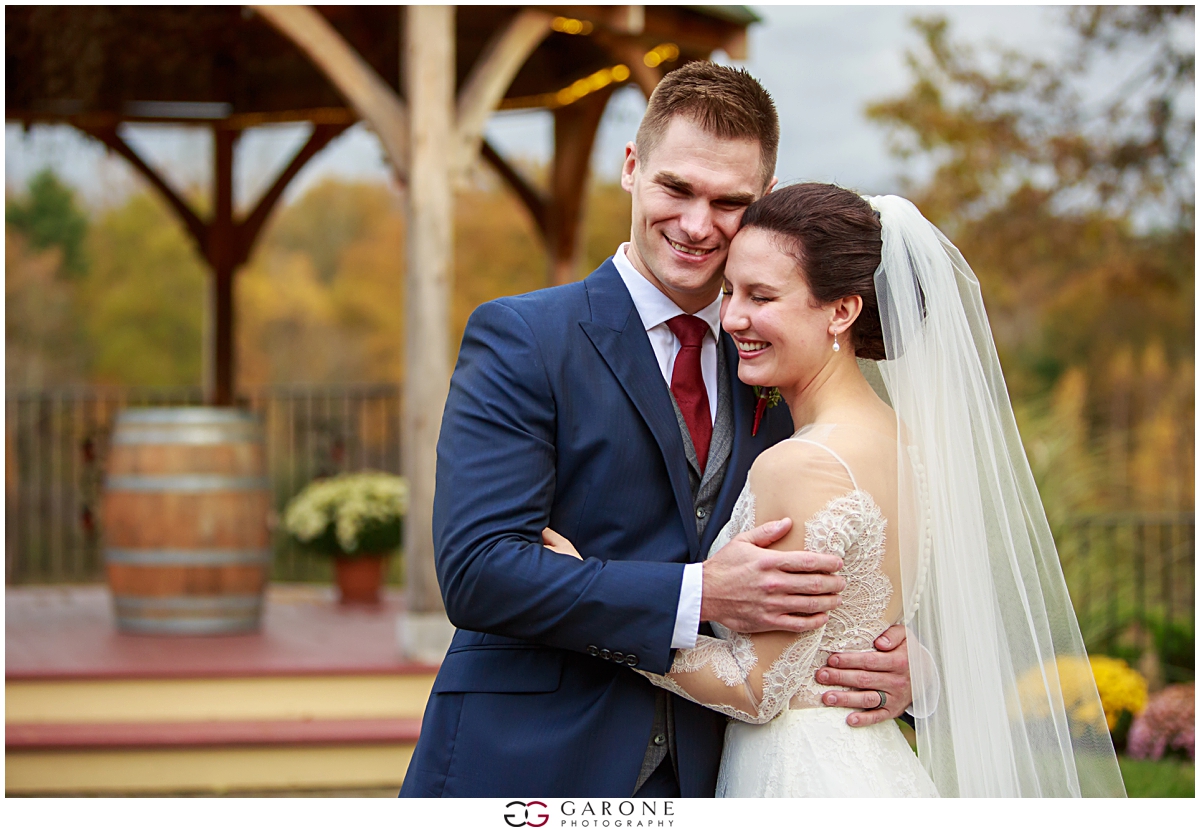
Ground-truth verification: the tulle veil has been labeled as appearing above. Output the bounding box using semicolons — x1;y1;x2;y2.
864;195;1126;797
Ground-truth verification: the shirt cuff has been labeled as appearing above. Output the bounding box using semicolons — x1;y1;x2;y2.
670;562;704;650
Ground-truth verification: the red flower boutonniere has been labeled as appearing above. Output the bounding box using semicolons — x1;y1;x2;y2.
752;386;781;436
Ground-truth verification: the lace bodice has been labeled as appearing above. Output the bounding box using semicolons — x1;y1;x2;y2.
640;430;898;725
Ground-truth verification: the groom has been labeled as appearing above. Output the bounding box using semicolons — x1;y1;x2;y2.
401;63;913;798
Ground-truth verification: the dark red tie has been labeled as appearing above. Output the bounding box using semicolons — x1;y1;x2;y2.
666;315;712;473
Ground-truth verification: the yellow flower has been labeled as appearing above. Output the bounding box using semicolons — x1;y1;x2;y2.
1012;654;1146;734
1089;655;1148;729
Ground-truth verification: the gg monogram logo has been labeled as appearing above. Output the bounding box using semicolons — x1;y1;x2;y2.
503;800;549;828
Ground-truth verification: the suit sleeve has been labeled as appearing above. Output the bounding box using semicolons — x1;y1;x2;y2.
433;300;685;673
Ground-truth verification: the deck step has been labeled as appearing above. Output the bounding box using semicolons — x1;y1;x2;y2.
5;715;423;794
7;673;435;724
7;717;421;749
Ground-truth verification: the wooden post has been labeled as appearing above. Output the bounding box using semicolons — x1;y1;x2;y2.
209;126;240;406
400;5;456;660
547;87;616;285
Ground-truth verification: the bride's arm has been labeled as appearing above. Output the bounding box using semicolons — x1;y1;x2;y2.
637;441;869;724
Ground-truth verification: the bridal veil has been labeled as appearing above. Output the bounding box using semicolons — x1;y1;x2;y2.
867;195;1126;797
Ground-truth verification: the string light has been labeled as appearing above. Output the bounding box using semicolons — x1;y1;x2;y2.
500;64;630;111
497;43;679;111
643;43;680;68
551;16;593;36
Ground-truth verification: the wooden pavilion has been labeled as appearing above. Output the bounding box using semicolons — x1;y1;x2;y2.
6;5;759;657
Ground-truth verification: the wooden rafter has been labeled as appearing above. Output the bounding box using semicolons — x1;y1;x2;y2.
81;124;207;255
455;9;553;175
252;4;410;185
480;140;549;237
237;122;349;265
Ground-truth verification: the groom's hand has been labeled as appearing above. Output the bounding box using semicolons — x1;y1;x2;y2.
818;624;913;726
700;518;846;635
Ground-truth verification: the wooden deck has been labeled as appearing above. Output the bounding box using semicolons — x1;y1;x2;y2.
5;584;438;795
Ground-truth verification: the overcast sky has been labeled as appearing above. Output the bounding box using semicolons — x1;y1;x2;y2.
3;5;1080;212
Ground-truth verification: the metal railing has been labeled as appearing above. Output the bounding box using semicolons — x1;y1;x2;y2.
5;385;401;584
1057;513;1195;664
6;387;1196;653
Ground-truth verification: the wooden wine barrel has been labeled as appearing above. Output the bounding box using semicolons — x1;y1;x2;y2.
102;407;272;635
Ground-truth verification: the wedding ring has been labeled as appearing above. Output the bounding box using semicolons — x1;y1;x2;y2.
866;690;887;710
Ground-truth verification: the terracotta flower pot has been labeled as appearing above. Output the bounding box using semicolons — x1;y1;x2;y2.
333;553;388;605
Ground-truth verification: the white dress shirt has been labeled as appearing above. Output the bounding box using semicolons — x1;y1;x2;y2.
612;243;712;649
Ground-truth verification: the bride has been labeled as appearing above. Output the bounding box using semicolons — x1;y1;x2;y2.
547;184;1126;797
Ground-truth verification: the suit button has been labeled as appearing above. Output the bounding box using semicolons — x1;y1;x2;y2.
625;654;639;667
586;645;599;657
612;651;624;663
653;733;667;746
696;507;707;519
599;649;612;660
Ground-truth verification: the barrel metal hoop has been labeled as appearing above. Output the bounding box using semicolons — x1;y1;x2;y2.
116;408;260;426
105;475;270;492
105;548;273;566
114;616;262;635
111;425;263;446
113;595;264;612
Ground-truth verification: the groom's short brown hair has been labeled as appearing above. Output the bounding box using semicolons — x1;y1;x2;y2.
636;61;779;186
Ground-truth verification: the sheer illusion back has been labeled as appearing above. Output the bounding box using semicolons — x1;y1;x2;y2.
641;420;910;723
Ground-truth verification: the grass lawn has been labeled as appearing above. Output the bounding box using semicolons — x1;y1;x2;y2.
1120;756;1195;797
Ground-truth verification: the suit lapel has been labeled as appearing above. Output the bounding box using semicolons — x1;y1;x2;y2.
579;262;701;556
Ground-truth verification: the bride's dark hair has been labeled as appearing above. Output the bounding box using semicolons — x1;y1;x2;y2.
740;183;886;360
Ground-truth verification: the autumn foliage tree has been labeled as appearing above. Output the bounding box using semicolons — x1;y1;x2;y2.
867;7;1194;515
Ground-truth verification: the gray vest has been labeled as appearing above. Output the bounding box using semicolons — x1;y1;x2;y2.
634;342;734;792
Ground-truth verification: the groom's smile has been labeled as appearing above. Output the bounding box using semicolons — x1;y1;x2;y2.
665;234;718;259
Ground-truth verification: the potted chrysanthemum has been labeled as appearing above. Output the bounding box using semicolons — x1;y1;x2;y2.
283;471;408;604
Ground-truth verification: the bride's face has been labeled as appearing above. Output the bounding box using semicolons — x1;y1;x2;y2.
721;228;837;394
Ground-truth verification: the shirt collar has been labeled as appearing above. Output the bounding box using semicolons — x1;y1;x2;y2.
613;243;723;341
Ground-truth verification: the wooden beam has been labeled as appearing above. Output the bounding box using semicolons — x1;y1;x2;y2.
592;32;664;99
547;85;616;285
235;123;349;266
80;125;207;256
251;5;410;185
402;5;455;625
480;140;549;238
454;9;553;177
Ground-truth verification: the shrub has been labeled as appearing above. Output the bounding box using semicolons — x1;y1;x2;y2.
283;471;407;556
1127;683;1195;761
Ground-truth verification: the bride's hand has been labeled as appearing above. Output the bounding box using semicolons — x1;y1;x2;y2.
542;527;582;559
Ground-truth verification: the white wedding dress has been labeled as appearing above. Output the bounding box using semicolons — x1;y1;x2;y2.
642;423;939;797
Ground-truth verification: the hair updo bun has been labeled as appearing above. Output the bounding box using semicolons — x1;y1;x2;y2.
739;183;886;361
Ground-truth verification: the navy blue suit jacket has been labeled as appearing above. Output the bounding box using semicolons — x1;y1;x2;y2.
400;259;793;797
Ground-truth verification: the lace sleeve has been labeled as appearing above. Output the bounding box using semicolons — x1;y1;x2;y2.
636;432;884;724
637;629;824;724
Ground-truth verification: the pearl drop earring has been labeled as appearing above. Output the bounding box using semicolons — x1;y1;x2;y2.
832;335;840;353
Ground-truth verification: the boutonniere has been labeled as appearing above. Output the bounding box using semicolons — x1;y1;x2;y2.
752;386;781;437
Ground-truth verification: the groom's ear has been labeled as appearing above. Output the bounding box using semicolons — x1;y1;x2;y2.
764;175;779;196
621;142;638;193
